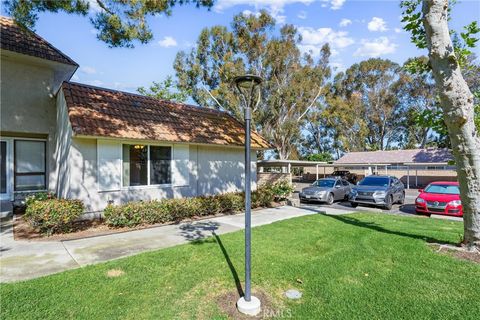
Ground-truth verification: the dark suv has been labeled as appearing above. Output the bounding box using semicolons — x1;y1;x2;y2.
349;175;405;210
330;170;358;184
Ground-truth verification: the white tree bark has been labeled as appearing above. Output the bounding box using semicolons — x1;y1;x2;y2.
423;0;480;249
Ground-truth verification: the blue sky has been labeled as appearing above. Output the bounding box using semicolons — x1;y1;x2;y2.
4;0;479;93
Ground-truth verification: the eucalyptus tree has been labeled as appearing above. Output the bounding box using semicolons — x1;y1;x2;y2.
329;58;408;151
401;0;480;249
174;11;332;159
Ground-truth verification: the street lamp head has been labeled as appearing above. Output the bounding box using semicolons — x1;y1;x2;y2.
233;74;263;90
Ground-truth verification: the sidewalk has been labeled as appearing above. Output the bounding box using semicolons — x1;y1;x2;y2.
0;205;354;283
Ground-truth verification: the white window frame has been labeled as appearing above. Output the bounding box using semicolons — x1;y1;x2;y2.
121;143;173;190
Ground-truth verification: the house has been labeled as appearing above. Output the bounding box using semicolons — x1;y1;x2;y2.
299;148;456;188
0;16;269;213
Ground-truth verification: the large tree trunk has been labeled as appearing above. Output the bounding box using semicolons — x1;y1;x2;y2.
423;0;480;250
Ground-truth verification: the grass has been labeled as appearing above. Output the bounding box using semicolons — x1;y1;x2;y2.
1;212;479;319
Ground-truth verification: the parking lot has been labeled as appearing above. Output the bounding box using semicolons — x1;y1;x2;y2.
293;181;421;216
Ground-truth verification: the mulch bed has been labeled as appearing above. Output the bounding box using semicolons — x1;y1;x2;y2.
13;201;285;242
428;243;480;264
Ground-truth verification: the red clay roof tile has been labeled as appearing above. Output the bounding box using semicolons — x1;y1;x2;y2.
62;81;270;149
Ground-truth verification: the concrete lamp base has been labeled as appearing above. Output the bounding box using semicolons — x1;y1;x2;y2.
237;296;261;316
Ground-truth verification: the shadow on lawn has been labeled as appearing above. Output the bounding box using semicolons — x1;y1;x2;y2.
177;221;244;296
321;214;458;245
213;232;244;297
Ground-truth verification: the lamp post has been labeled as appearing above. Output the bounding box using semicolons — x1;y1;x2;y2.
234;74;263;316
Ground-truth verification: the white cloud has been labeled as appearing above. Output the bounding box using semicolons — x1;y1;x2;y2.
242;9;260;17
87;0;101;12
331;61;346;72
368;17;388;32
329;0;346;10
158;36;178;48
339;18;352;27
298;27;354;57
354;37;397;57
394;27;403;33
297;10;307;19
215;0;318;24
80;66;97;74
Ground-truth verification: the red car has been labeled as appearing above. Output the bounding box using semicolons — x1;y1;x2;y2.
415;181;463;217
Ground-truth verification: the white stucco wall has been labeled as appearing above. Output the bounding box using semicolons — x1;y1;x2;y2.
1;55;63;197
64;137;257;212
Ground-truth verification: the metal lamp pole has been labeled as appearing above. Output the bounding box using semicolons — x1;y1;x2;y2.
234;74;263;316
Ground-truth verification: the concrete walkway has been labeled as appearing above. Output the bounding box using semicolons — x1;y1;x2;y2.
0;205;354;283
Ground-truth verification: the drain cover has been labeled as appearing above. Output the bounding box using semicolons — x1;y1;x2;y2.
285;289;302;299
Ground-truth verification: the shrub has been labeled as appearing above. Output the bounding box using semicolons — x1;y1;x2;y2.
252;185;275;208
25;198;84;235
103;187;280;228
271;180;294;200
197;195;222;216
218;192;244;213
25;192;56;207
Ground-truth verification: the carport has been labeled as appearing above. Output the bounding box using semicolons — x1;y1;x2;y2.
257;160;455;189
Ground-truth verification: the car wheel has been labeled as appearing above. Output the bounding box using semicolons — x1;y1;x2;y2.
326;193;334;205
398;192;405;205
350;202;358;208
384;195;393;210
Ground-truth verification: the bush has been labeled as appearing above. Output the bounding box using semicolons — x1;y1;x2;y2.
252;185;275;207
218;192;244;213
25;198;84;235
25;192;56;207
103;188;280;228
271;180;294;200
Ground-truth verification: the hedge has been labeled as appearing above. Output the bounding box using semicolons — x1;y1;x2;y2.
104;182;292;228
25;198;85;235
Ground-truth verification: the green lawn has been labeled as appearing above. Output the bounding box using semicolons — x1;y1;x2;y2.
2;213;479;319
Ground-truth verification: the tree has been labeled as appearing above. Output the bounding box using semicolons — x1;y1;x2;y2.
398;57;440;148
404;55;480;148
174;11;331;159
137;76;190;103
3;0;214;47
325;59;408;151
304;153;333;162
401;0;480;250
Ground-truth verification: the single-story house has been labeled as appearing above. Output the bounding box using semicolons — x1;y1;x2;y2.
300;148;456;187
0;16;269;213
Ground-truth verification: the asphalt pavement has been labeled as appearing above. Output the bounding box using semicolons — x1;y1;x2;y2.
293;181;420;216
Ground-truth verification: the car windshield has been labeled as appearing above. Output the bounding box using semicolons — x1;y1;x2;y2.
358;177;389;187
425;184;460;194
313;180;335;188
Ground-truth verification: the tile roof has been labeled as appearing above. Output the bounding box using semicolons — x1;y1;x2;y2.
0;16;77;66
335;148;453;164
62;82;271;149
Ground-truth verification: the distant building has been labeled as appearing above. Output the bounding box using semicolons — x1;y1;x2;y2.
274;148;457;188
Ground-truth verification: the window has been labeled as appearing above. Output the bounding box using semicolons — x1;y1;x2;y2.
14;140;46;191
150;146;171;185
122;144;171;187
1;141;6;193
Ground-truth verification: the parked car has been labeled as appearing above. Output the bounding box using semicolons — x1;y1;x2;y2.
349;175;405;210
300;178;352;205
330;170;358;184
415;181;463;217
